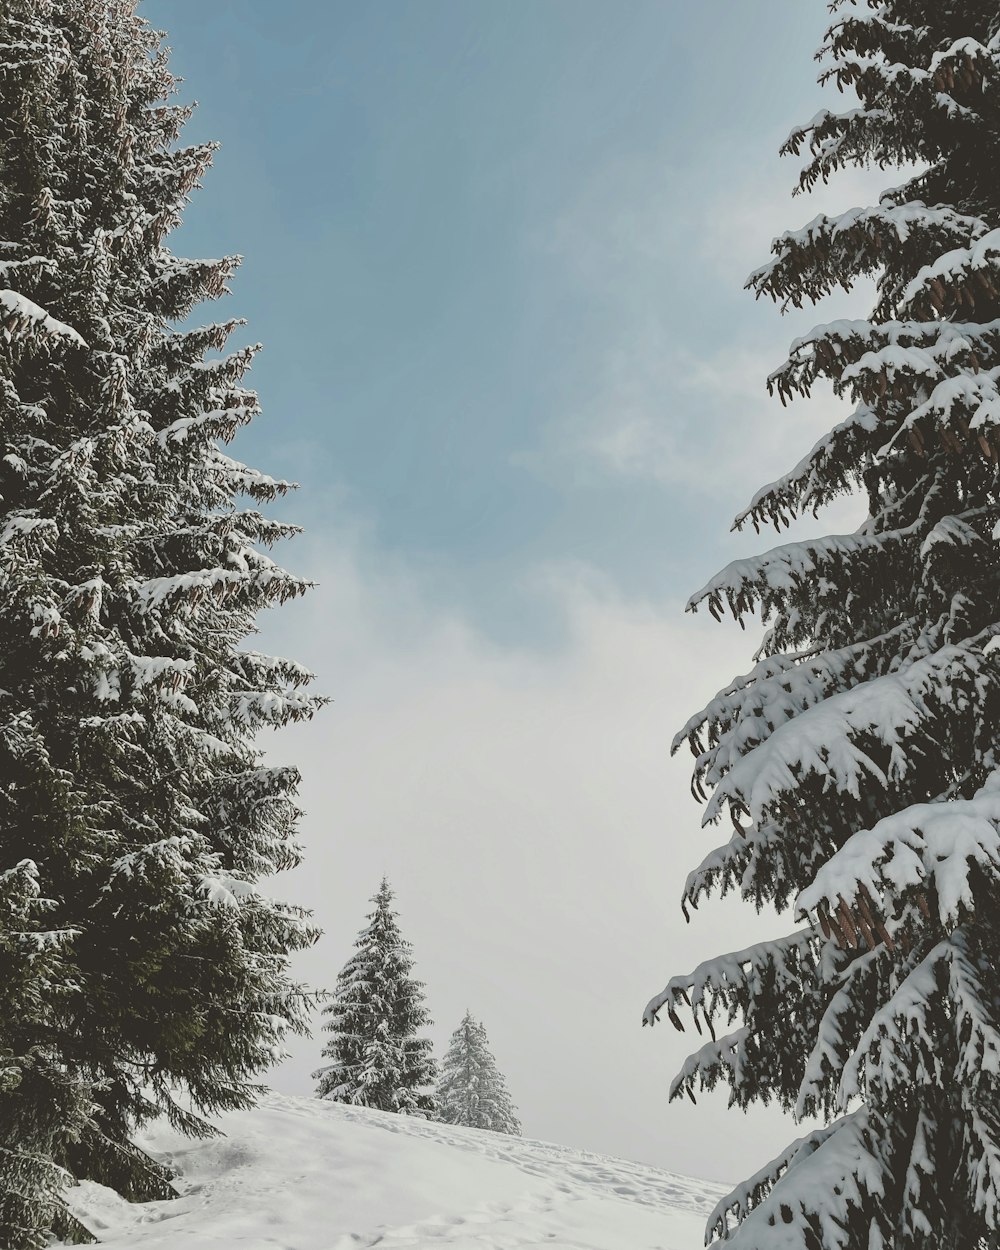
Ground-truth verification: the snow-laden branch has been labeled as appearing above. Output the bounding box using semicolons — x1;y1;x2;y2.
705;645;993;826
796;783;1000;931
0;288;86;348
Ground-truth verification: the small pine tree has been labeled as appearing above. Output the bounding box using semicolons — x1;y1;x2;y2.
0;4;322;1245
645;4;1000;1249
435;1012;521;1135
314;880;436;1116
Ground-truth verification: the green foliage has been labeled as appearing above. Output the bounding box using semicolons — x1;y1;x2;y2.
0;3;322;1244
436;1012;521;1135
646;3;1000;1247
315;880;436;1116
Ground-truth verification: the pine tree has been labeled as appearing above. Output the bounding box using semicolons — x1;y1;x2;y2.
644;4;1000;1248
314;879;436;1115
435;1011;521;1135
0;4;322;1246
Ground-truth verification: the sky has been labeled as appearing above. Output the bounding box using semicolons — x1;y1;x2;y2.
141;0;891;1184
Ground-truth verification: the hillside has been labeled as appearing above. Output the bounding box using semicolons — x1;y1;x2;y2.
64;1092;725;1249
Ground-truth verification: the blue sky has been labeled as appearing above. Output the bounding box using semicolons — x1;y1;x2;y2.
145;0;848;640
142;0;883;1183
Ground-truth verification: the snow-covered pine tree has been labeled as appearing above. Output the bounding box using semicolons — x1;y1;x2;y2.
0;4;322;1246
435;1011;521;1135
314;879;436;1115
644;4;1000;1248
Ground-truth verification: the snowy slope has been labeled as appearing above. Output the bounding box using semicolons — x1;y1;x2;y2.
66;1092;725;1249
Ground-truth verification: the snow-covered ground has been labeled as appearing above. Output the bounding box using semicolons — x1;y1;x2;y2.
66;1092;725;1249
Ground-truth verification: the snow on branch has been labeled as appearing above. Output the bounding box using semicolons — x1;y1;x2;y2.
674;625;910;800
901;229;1000;320
837;930;1000;1111
968;1105;1000;1233
796;783;1000;933
688;525;911;627
706;1109;887;1248
749;202;987;313
135;563;310;615
199;873;262;909
668;1027;750;1104
678;829;754;914
644;928;817;1034
148;253;241;320
225;689;318;729
869;371;1000;461
0;289;86;348
704;645;994;828
206;450;296;501
767;318;1000;409
155;406;256;449
733;401;878;533
0;513;58;553
795;943;883;1120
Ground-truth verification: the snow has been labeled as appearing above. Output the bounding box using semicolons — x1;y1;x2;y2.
702;1111;887;1250
198;872;262;908
62;1093;723;1250
703;645;989;827
795;784;1000;929
1;513;59;549
688;530;873;618
901;228;1000;311
732;400;878;531
881;370;1000;454
134;559;302;614
928;37;992;75
0;288;87;347
156;407;255;448
752;203;988;289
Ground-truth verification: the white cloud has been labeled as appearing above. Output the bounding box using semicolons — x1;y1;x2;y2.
576;329;853;495
524;142;903;516
261;529;815;1185
520;317;866;549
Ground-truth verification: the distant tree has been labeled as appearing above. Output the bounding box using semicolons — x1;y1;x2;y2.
644;4;1000;1249
436;1012;521;1135
0;3;321;1246
315;880;436;1115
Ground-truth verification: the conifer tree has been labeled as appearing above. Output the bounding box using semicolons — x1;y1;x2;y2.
644;4;1000;1247
0;4;321;1246
435;1011;521;1135
314;879;436;1115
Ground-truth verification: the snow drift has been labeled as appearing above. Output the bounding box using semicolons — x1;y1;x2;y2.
64;1092;724;1249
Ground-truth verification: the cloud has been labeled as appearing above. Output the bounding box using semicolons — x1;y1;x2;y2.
519;316;866;550
261;527;815;1184
575;329;855;495
522;139;900;517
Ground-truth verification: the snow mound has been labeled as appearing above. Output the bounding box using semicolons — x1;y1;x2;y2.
66;1092;723;1249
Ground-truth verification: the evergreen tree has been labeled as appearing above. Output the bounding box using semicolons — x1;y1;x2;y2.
644;4;1000;1248
0;4;321;1246
314;879;436;1115
435;1011;521;1135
